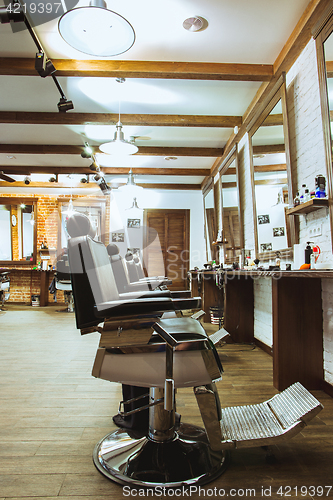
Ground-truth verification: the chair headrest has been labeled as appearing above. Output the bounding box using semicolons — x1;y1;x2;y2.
66;213;96;239
107;244;119;257
125;251;134;262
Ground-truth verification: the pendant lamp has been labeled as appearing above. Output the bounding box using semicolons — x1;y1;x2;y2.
58;0;135;57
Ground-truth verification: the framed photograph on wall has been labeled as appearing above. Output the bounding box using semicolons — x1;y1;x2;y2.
273;227;285;237
260;243;272;252
127;219;140;228
258;214;270;225
111;232;125;242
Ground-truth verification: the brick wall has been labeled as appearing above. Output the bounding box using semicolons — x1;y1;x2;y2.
286;39;333;386
286;38;332;264
0;193;109;304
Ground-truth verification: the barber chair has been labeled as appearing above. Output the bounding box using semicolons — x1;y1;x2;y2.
108;244;191;299
125;250;173;290
67;213;323;489
55;256;74;312
0;271;10;310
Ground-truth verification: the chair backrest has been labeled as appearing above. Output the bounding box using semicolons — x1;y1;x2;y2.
107;243;130;293
56;256;71;281
125;251;140;283
133;252;145;279
67;213;119;329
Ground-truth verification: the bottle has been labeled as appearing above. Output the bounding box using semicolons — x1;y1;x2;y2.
300;184;307;203
315;174;326;198
305;242;313;265
294;192;300;206
310;253;316;269
275;251;281;268
304;188;310;202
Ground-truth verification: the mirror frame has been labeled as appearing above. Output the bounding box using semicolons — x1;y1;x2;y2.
218;144;244;264
314;5;333;251
202;178;217;262
0;197;38;267
57;197;107;254
247;73;295;260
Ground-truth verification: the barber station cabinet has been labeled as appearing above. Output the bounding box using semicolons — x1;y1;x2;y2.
66;213;323;489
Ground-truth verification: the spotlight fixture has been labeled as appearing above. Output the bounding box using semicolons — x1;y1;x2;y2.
57;97;74;113
99;121;138;155
0;3;74;112
35;51;56;77
49;174;58;183
81;142;94;159
80;174;90;184
24;176;31;185
0;4;24;23
58;0;135;57
94;173;111;195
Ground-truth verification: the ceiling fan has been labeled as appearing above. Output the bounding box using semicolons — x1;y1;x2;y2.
0;171;16;183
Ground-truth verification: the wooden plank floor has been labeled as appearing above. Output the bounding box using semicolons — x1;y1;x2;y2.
0;305;332;499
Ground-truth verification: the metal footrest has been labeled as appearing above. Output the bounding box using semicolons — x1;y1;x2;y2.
220;382;323;449
209;327;230;345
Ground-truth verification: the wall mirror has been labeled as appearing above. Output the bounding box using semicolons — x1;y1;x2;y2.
203;180;216;262
58;198;106;254
315;7;333;249
0;198;38;266
248;75;294;260
219;146;244;265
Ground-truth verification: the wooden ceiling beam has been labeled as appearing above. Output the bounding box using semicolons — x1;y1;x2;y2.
0;166;210;176
221;164;287;176
252;144;285;154
0;111;240;128
0;58;273;81
0;180;201;190
0;144;223;157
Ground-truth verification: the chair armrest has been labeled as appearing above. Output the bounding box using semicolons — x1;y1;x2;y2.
94;297;174;318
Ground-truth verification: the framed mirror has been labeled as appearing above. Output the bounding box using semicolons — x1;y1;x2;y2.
0;198;38;266
202;179;217;262
315;7;333;249
219;145;244;265
58;198;106;255
248;74;294;260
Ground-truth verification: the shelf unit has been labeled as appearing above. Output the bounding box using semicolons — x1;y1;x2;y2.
286;198;328;215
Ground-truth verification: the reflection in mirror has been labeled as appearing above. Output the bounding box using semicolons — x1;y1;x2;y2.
0;205;11;260
251;99;290;256
203;186;215;262
59;199;106;255
221;159;241;264
0;200;36;264
324;32;333;157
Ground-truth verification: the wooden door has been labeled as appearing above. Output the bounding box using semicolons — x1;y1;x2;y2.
143;209;190;291
223;207;241;264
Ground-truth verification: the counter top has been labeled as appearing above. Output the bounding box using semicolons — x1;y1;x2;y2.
189;269;333;278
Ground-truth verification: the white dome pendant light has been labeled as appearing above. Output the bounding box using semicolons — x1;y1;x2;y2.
99;78;139;155
58;0;135;57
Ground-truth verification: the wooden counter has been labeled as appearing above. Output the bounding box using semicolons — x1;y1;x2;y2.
189;268;328;392
1;268;54;306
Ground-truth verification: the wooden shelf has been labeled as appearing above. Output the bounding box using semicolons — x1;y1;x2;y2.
286;198;328;215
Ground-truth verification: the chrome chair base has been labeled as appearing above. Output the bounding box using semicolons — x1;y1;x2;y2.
93;422;230;488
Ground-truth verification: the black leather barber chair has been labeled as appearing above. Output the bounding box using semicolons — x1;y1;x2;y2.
0;271;10;310
125;250;173;290
67;212;323;489
55;255;74;313
108;244;191;299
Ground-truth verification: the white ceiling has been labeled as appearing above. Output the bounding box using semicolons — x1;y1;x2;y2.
0;0;315;192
